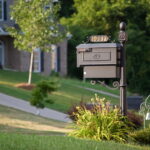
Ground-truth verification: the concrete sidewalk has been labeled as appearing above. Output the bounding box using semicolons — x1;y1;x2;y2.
0;93;72;123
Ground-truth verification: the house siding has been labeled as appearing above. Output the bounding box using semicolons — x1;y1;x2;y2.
0;36;21;70
43;51;51;76
0;0;68;76
58;39;67;76
20;51;30;72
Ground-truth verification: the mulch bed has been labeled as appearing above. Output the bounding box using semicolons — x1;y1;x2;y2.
15;83;36;90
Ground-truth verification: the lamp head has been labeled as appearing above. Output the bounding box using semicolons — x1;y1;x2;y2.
120;22;126;31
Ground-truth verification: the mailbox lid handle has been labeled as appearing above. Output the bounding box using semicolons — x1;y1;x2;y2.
77;48;92;52
85;48;92;52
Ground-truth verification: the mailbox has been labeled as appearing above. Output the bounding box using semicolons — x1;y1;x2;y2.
76;43;121;78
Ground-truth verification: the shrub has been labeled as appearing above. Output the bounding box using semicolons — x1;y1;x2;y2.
30;79;60;108
69;94;133;143
130;127;150;145
68;101;94;121
68;102;143;130
50;70;60;77
127;111;143;129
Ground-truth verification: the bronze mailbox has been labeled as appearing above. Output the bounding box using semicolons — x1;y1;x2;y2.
76;43;121;78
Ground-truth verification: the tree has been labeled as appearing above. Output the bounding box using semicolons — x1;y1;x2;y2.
8;0;65;84
126;24;150;95
30;79;59;115
59;0;74;18
61;0;150;95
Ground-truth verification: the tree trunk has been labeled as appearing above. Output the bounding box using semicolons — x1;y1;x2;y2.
28;50;34;84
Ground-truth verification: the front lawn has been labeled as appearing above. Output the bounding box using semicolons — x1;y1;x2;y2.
0;133;149;150
0;70;119;112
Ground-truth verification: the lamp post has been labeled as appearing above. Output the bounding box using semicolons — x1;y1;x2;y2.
139;95;150;128
119;22;128;115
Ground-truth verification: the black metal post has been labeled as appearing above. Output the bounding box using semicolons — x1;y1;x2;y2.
119;22;128;115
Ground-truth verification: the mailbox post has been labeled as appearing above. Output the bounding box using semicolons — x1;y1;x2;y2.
119;22;128;115
76;22;128;116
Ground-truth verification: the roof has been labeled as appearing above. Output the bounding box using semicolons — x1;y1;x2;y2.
0;27;9;36
76;43;120;49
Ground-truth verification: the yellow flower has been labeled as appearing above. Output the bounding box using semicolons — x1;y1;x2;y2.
76;106;80;110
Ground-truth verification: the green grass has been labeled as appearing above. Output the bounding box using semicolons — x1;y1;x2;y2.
0;70;45;83
47;80;119;112
0;125;65;136
0;84;31;100
0;70;120;112
0;133;149;150
61;77;120;95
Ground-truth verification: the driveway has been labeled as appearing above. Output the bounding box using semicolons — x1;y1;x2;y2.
77;86;119;98
0;93;72;123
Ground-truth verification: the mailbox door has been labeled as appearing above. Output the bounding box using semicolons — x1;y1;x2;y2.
83;66;120;78
77;43;120;67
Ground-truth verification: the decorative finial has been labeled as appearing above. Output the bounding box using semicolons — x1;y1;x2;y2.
119;22;127;43
119;22;126;31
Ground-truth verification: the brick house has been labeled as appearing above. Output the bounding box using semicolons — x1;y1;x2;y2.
0;0;67;76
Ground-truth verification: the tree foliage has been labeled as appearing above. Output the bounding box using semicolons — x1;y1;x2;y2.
61;0;150;95
8;0;65;52
59;0;74;18
126;24;150;94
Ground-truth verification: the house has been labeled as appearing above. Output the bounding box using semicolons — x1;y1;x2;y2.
0;0;67;76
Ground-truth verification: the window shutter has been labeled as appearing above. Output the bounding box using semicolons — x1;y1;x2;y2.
4;0;7;20
41;51;44;72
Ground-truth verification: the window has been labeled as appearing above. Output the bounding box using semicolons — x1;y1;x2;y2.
0;0;4;21
51;45;57;72
51;45;60;73
52;0;59;2
0;0;7;21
